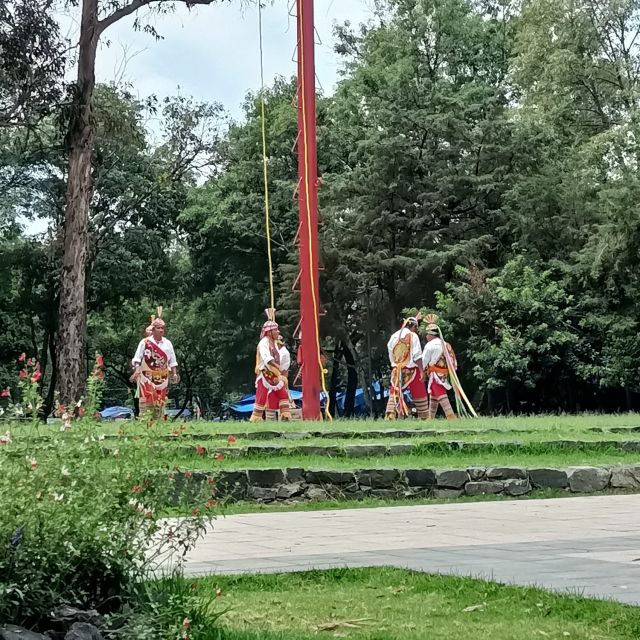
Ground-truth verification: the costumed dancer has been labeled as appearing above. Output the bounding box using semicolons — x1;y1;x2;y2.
385;316;430;420
250;311;291;422
266;337;291;421
421;314;458;419
130;307;179;420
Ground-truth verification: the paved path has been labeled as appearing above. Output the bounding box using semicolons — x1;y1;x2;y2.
183;495;640;604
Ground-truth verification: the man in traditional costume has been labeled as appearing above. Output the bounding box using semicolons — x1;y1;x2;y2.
384;317;429;420
131;311;179;420
250;316;291;422
266;337;291;421
421;315;457;419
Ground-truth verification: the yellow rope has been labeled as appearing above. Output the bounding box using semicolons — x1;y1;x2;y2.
258;0;275;310
298;0;332;421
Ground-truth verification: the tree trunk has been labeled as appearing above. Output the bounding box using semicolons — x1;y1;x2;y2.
328;345;340;417
57;0;99;404
343;343;358;418
44;330;57;418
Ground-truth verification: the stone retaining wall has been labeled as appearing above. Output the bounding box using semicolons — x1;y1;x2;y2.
186;464;640;503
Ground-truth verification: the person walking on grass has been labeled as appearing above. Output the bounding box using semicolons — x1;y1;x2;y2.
131;308;179;420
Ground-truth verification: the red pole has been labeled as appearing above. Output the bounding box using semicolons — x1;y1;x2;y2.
296;0;321;420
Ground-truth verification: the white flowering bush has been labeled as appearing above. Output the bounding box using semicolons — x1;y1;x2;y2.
0;356;220;638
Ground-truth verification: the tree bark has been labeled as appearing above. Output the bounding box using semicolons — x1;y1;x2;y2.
343;342;358;418
57;0;99;404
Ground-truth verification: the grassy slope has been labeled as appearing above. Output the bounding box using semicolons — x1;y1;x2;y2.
204;567;640;640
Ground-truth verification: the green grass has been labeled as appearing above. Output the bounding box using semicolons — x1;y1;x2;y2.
202;567;640;640
23;412;640;437
147;447;640;471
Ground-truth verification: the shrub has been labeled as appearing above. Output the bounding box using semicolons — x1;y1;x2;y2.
0;357;220;636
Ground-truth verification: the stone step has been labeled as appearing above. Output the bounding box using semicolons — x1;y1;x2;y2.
165;438;640;459
173;463;640;504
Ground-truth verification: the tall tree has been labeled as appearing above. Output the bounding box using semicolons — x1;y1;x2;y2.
58;0;227;404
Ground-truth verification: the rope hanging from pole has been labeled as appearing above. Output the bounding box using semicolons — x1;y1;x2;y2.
258;0;275;312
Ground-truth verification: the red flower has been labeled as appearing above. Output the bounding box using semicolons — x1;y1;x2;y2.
18;370;26;379
207;476;216;486
182;618;190;629
195;445;206;456
227;435;237;444
0;389;9;397
168;473;175;481
131;485;142;494
215;452;223;461
27;358;34;366
77;407;85;418
31;371;42;383
191;508;201;516
185;470;193;479
206;499;217;510
18;353;25;362
96;354;104;368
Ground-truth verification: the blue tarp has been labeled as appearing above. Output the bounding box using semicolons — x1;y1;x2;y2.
99;406;134;420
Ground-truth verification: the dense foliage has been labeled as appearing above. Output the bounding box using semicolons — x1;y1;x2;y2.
1;0;640;414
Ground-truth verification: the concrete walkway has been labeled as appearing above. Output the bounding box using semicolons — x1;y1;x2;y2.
183;495;640;604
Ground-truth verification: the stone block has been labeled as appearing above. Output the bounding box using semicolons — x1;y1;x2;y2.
610;465;640;489
306;487;328;501
306;470;355;485
345;445;387;458
296;446;341;457
436;469;469;489
276;483;305;499
465;481;504;496
247;468;285;487
247;486;278;501
404;468;437;487
215;470;248;500
246;445;285;456
387;444;414;456
285;467;306;483
528;468;568;489
434;488;463;499
1;625;49;640
567;466;611;493
487;467;527;480
357;469;400;489
64;623;104;640
370;489;399;499
467;467;486;481
621;441;640;452
248;431;282;440
503;479;531;496
282;432;311;440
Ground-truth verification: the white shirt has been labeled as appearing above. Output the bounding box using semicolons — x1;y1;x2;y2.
422;337;444;369
279;345;291;372
387;328;422;368
133;337;178;368
422;337;453;391
257;336;279;371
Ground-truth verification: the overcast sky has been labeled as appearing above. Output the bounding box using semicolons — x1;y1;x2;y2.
61;0;376;119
